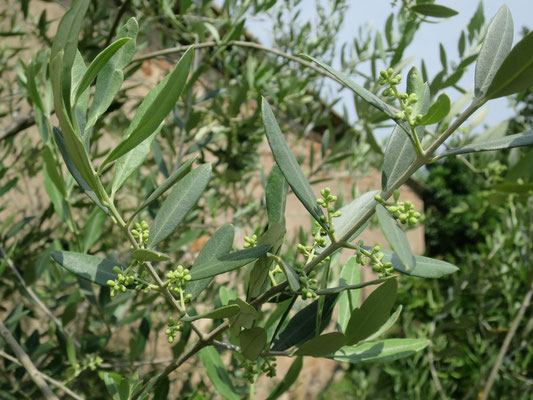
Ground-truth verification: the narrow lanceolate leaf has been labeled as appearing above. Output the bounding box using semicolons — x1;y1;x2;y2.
199;347;239;400
345;279;397;345
440;131;533;157
485;30;533;99
181;304;240;322
303;54;411;135
329;339;429;363
324;190;379;247
410;4;458;18
262;99;326;229
418;93;450;125
271;294;338;351
82;207;106;253
73;38;131;104
376;204;415;270
148;164;211;248
337;256;361;332
365;306;403;342
475;5;513;98
131;249;170;262
266;165;288;227
365;246;458;278
278;258;301;292
189;245;271;281
265;357;303;400
132;156;196;219
240;327;267;361
86;17;138;133
382;70;430;192
186;224;234;299
102;47;194;168
294;332;345;357
52;251;123;286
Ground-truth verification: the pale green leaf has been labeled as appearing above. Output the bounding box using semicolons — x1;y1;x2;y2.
376;204;414;270
418;93;450;125
240;327;267;360
330;338;429;363
198;347;239;400
440;131;533;157
337;256;361;332
52;251;123;286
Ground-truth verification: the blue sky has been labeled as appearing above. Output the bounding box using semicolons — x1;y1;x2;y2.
244;1;533;137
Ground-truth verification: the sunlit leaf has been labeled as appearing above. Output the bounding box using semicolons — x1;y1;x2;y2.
52;251;122;286
330;338;429;363
376;204;414;270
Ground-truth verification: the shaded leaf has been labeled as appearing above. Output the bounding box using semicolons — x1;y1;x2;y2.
440;131;533;157
330;338;429;363
240;327;267;360
376;204;414;269
411;4;458;18
266;165;288;227
148;164;211;248
278;258;301;292
294;332;345;357
345;279;397;345
52;251;123;286
198;347;239;400
364;305;403;342
131;249;170;262
82;207;106;253
181;304;240;322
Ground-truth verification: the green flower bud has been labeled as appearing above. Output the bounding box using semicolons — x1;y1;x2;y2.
409;217;418;225
113;266;122;274
413;212;421;218
408;93;418;104
374;194;383;202
107;280;116;287
168;336;174;344
398;93;408;100
387;68;394;76
380;69;388;78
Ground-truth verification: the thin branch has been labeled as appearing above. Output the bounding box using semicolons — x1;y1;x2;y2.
0;246;80;348
104;0;133;47
0;112;35;141
0;350;83;400
0;322;59;400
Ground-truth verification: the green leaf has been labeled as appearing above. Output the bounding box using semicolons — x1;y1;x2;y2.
102;47;194;167
131;249;170;262
411;4;458;18
271;294;338;351
86;17;138;133
474;5;513;98
50;0;90;111
345;279;397;345
265;357;303;400
491;182;533;194
365;246;458;278
485;30;533;99
73;38;131;104
262;99;326;229
42;146;66;196
189;245;271;281
337;256;361;332
181;304;240;322
382;70;430;192
365;306;402;342
266;165;288;227
294;332;345;357
324;190;379;247
418;93;450;125
228;298;259;336
330;338;429;363
278;258;301;292
240;327;267;361
82;207;106;253
198;347;239;400
52;251;123;286
303;54;411;135
440;131;533;157
66;335;78;368
376;204;414;270
148;164;211;248
186;224;235;299
132;156;196;219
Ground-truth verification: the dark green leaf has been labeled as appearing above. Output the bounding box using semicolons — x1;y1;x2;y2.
102;47;194;167
198;347;239;400
376;204;414;270
365;306;402;342
148;164;211;248
262;99;326;229
330;338;429;363
74;38;131;104
181;304;240;322
240;327;267;360
418;93;450;125
337;256;361;332
66;335;77;368
475;5;513;98
52;251;123;286
491;183;533;194
131;249;170;262
266;165;288;227
42;146;66;196
278;258;301;292
271;294;338;351
345;279;397;345
82;207;106;253
265;357;303;400
294;332;345;357
485;30;533;99
440;131;533;157
187;224;235;299
189;245;271;281
411;4;458;18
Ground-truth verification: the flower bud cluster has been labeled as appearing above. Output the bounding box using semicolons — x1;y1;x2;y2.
165;316;183;344
107;266;150;297
73;354;104;377
379;69;423;126
375;190;422;227
166;265;193;309
243;234;258;248
131;221;150;249
355;241;395;279
379;68;402;86
241;356;277;383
